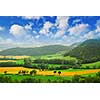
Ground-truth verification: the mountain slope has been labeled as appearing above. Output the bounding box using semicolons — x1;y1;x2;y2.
0;45;70;56
64;39;100;63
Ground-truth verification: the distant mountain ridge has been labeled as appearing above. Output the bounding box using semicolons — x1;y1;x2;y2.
0;45;70;56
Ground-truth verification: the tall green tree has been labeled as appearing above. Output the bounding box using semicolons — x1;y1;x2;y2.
58;71;61;75
30;70;37;76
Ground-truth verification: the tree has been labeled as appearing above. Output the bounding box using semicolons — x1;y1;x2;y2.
18;70;22;75
96;71;100;77
58;71;61;75
53;71;57;75
72;75;81;83
30;70;37;76
24;58;32;68
47;79;51;83
4;71;7;74
22;70;26;75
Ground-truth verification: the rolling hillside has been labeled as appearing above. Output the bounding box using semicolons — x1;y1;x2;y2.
0;45;70;56
64;39;100;63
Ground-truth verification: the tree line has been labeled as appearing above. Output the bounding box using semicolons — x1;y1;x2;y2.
0;62;23;67
23;58;80;70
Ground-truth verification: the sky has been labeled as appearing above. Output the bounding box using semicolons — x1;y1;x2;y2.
0;16;100;50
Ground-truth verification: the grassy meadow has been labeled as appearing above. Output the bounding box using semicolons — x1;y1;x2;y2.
0;55;100;83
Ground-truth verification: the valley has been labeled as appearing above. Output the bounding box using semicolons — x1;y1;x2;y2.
0;39;100;83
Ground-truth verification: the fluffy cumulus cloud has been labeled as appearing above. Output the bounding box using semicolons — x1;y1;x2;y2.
58;23;91;45
54;30;65;38
8;17;100;47
53;16;69;38
9;24;26;37
56;16;69;29
24;23;32;30
1;16;100;50
95;20;100;33
87;19;100;39
9;23;33;37
9;24;36;47
95;26;100;33
0;26;5;31
39;21;53;35
83;31;94;39
68;23;89;36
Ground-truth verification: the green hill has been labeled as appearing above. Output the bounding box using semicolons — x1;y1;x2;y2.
64;39;100;63
0;45;70;56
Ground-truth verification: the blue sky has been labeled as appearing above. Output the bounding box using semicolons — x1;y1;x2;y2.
0;16;100;50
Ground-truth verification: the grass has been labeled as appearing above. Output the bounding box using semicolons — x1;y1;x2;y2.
0;74;72;82
16;59;24;64
0;71;99;83
0;59;24;65
0;55;100;77
82;61;100;68
36;55;78;61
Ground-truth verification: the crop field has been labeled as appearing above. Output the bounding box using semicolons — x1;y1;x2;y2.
0;55;100;83
0;67;100;76
0;60;16;62
0;67;33;74
0;55;30;59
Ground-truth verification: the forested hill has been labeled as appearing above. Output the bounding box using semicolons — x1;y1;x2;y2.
0;45;70;56
64;39;100;63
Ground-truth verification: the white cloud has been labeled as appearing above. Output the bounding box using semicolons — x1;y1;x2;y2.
24;23;32;30
56;16;69;29
9;24;36;45
54;16;69;38
9;24;26;37
62;35;68;39
0;26;5;31
35;35;40;39
68;23;89;36
0;37;16;50
22;16;41;20
72;19;81;24
83;31;94;39
39;21;53;35
95;26;100;32
96;19;100;27
32;30;38;34
54;30;65;38
95;20;100;33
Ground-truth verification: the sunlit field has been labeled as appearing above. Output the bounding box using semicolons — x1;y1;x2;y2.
0;67;100;76
0;55;30;59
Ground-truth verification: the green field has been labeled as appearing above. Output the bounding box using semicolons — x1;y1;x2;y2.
0;55;100;83
0;72;99;83
82;61;100;69
0;74;72;83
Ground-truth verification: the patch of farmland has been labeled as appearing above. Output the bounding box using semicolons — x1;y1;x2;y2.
0;67;100;76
